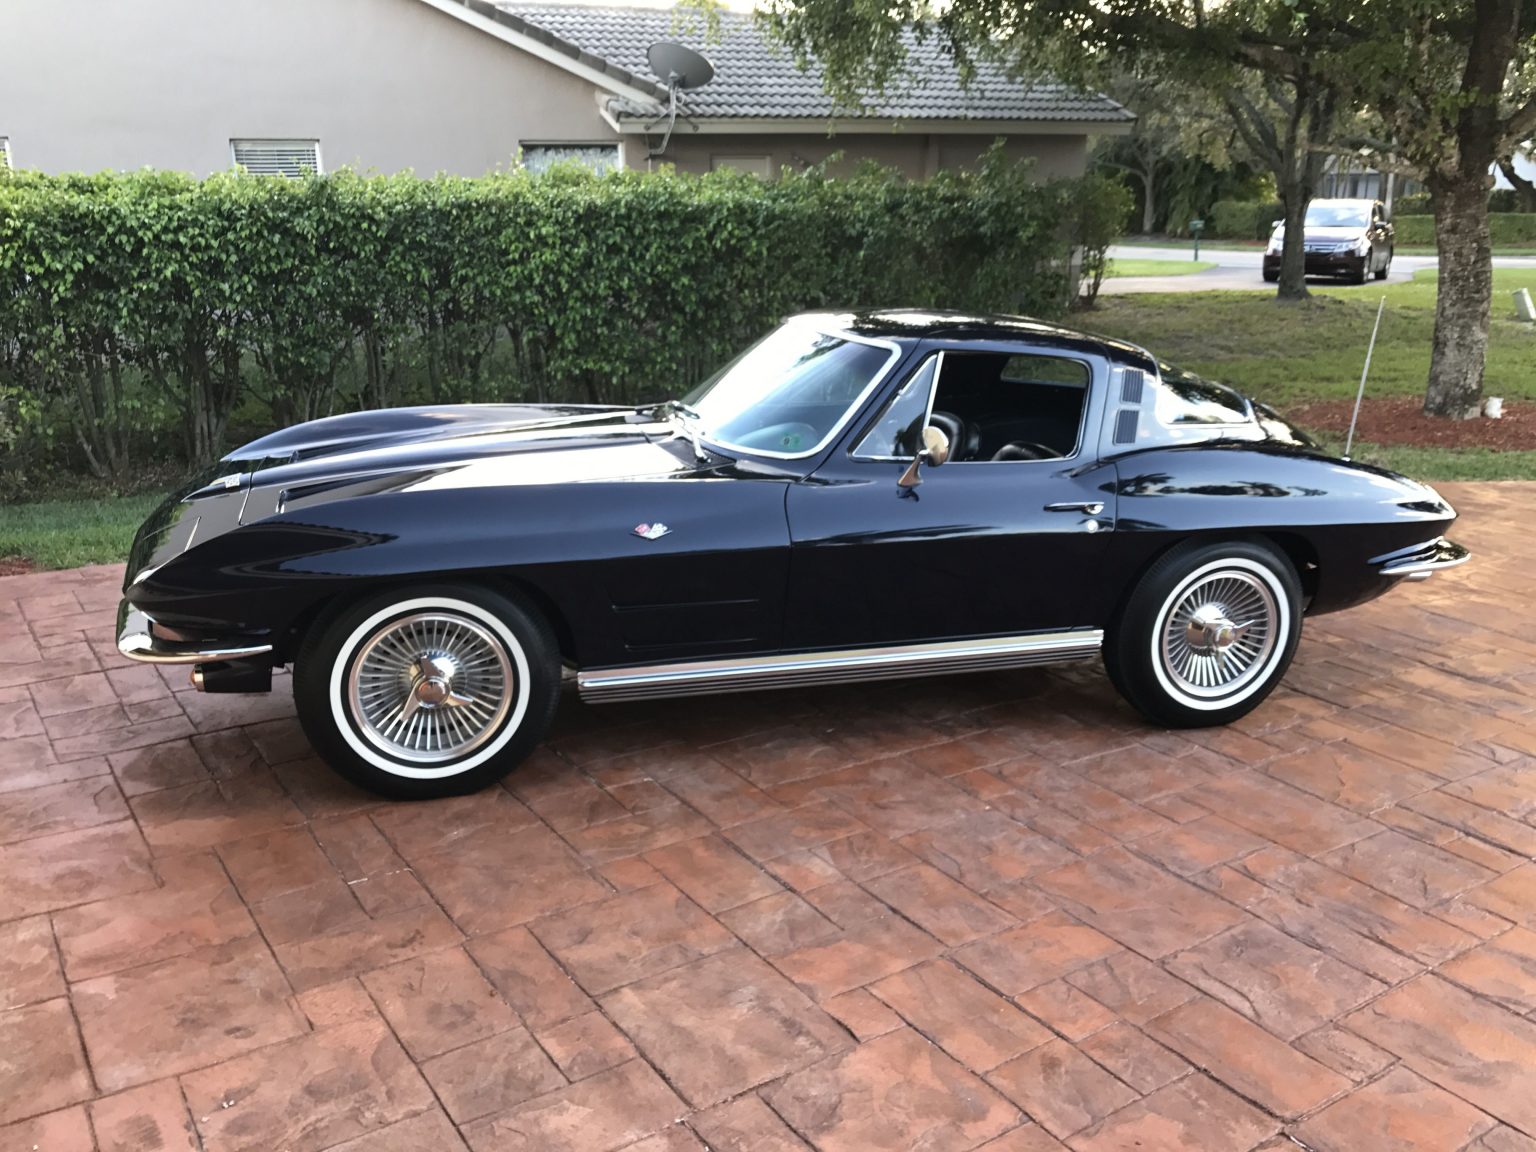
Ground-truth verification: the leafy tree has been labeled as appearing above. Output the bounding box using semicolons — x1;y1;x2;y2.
763;0;1536;417
762;0;1357;301
1340;0;1536;417
1092;71;1248;235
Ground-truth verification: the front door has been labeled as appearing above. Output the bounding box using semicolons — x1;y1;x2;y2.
783;344;1116;650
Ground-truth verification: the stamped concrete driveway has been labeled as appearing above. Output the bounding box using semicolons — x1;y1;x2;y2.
2;482;1534;1152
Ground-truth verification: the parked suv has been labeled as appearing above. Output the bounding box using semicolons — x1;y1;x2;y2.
1263;198;1394;284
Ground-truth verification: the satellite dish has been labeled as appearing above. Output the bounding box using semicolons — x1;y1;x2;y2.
648;42;715;90
644;41;715;158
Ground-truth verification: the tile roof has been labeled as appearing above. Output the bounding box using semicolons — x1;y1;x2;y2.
492;3;1133;124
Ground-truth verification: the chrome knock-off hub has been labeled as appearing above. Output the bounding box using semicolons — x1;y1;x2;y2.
348;613;514;763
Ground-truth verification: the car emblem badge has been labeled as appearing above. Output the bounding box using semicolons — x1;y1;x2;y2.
634;522;672;540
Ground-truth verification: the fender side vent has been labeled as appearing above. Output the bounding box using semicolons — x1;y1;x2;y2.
1120;369;1145;405
1113;408;1140;444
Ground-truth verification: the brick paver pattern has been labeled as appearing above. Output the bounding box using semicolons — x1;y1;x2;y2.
1;482;1534;1151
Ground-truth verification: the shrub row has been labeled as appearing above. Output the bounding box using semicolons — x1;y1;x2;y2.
1394;189;1528;215
0;156;1122;485
1391;213;1536;247
1208;199;1283;240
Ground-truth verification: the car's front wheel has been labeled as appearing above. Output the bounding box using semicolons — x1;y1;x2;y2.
1105;541;1302;728
294;583;560;799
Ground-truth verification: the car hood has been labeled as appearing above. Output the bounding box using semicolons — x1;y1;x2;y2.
230;403;700;500
125;404;708;589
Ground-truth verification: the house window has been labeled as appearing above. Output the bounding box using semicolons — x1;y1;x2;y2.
520;144;620;175
712;155;772;178
231;139;322;177
0;138;10;170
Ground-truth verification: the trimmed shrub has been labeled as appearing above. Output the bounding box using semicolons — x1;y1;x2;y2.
1391;212;1536;247
0;156;1113;480
1209;199;1284;240
1392;193;1433;216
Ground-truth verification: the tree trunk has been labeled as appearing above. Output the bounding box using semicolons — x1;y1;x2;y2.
1275;181;1310;300
1141;167;1156;235
1423;174;1492;418
1496;156;1536;211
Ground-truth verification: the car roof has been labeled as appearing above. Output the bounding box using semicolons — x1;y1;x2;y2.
792;309;1159;372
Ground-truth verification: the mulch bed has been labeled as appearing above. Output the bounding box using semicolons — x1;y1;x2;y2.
0;556;35;576
1284;396;1536;450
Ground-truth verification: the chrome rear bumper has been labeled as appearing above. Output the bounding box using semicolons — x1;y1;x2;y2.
116;601;274;665
1377;538;1470;582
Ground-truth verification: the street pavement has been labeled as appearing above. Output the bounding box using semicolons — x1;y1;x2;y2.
1103;242;1536;294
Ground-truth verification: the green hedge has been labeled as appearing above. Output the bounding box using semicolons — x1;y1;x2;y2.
0;156;1116;484
1391;213;1536;247
1393;191;1524;217
1209;199;1283;240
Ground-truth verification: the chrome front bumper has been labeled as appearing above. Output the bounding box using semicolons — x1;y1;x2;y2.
1377;538;1470;582
116;601;274;665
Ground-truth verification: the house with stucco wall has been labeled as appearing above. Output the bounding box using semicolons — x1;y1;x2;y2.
0;0;1132;180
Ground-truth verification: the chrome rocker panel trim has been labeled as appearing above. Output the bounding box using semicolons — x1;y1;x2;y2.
116;602;275;665
1377;537;1470;582
578;629;1104;704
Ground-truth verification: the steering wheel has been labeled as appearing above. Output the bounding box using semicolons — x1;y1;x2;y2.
991;441;1061;462
927;411;968;461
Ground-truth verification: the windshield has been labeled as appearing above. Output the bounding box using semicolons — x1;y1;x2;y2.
681;323;898;457
1303;203;1370;228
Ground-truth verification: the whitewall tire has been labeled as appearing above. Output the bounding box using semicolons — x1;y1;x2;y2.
1105;541;1302;728
295;583;560;799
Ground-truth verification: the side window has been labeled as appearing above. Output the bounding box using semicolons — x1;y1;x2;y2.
853;355;939;459
931;352;1090;462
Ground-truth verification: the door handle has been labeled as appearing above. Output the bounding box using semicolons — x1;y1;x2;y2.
1045;501;1104;515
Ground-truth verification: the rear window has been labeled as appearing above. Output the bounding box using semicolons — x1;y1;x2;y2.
1154;369;1251;425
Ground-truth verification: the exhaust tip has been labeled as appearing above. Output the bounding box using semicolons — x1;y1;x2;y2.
191;666;206;692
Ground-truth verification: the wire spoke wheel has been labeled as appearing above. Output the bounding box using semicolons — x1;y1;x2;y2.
347;611;514;764
1157;569;1279;702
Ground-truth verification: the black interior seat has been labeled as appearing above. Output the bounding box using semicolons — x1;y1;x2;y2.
928;410;980;461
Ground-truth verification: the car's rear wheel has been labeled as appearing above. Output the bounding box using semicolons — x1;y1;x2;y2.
294;583;560;799
1105;541;1301;728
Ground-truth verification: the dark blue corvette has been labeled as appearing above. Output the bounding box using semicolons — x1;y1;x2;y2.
118;311;1467;798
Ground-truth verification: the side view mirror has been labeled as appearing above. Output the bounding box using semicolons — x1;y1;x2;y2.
897;425;951;489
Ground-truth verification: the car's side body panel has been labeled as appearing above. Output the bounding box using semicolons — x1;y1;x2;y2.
119;310;1462;698
1100;442;1456;618
128;446;797;668
786;339;1122;647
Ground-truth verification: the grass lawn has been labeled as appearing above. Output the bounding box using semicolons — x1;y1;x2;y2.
0;493;163;571
1118;236;1536;258
1107;258;1218;278
1081;268;1536;479
1082;268;1536;404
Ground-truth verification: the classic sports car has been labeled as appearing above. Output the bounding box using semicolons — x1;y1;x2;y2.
118;311;1468;799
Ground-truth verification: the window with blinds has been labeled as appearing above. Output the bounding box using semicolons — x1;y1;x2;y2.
230;139;322;177
0;139;11;170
